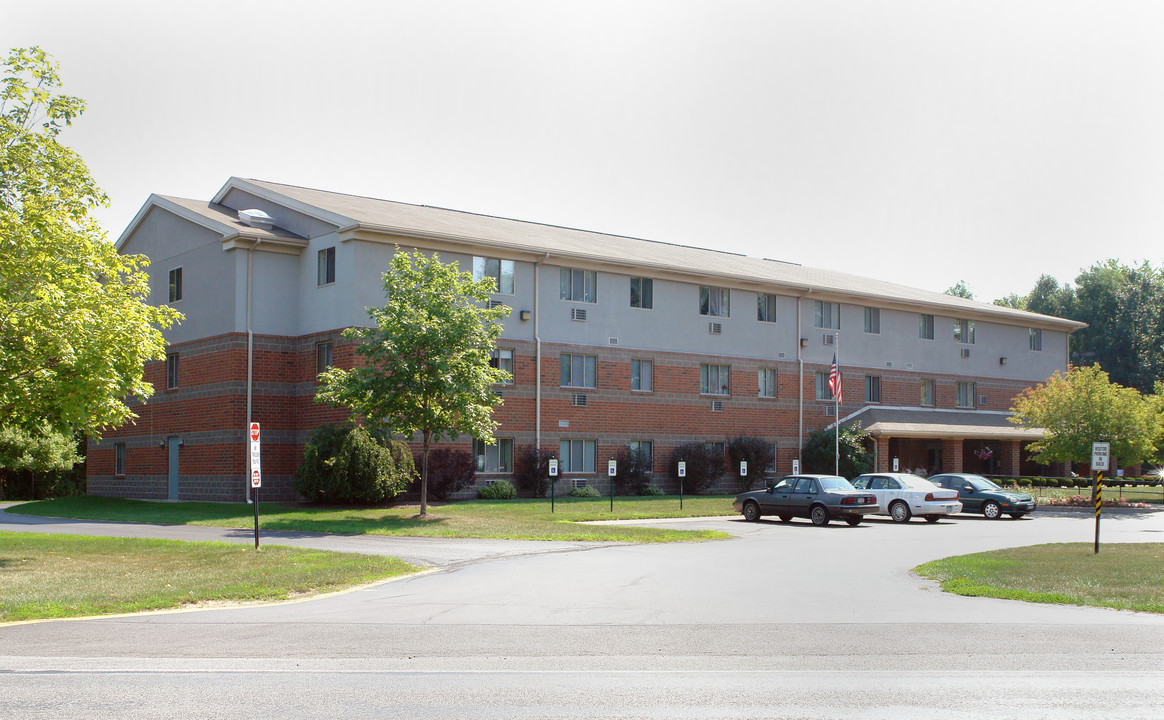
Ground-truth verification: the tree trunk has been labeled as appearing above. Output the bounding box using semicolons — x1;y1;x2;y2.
420;429;431;516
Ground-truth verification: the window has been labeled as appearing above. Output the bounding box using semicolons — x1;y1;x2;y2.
473;257;515;294
699;286;730;317
956;381;976;408
757;294;778;323
919;313;935;340
954;319;975;344
814;301;840;330
115;443;125;476
560;268;597;303
168;267;182;303
705;441;726;458
166;353;179;389
920;378;935;406
1029;328;1043;351
865;375;881;403
560;354;596;388
815;371;830;400
490;348;514;383
629;440;653;470
317;247;335;286
700;364;730;395
630;277;653;309
474;438;513;473
315;341;333;377
559;439;597;473
631;359;653;391
863;307;880;334
758;368;778;398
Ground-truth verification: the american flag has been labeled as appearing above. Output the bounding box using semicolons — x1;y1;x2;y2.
829;353;842;403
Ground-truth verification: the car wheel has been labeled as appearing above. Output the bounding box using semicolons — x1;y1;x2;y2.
889;501;911;523
1009;513;1026;520
778;515;792;523
983;501;1002;520
924;515;940;523
845;517;862;526
810;505;830;526
742;501;761;522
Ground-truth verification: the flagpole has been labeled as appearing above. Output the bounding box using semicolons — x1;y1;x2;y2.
834;331;840;476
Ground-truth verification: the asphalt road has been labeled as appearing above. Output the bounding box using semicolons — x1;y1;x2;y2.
3;506;1163;718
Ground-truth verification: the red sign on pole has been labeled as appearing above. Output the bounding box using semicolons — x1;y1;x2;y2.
250;422;260;443
251;468;261;488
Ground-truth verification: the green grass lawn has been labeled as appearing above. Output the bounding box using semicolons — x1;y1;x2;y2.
7;495;735;543
915;543;1164;614
1016;484;1164;505
0;531;418;623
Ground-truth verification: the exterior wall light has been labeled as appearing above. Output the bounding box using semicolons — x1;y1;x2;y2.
520;310;531;321
999;357;1007;366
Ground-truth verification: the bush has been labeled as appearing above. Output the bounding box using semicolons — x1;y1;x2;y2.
642;484;665;496
514;445;556;497
478;479;517;499
295;423;413;504
417;448;476;500
613;447;652;495
801;423;872;478
669;441;724;494
726;436;775;491
1015;478;1032;487
569;484;601;498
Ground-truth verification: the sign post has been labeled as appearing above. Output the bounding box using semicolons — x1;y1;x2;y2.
1091;441;1109;555
740;460;747;492
249;422;261;549
677;461;686;510
791;458;800;475
608;459;617;511
548;458;558;513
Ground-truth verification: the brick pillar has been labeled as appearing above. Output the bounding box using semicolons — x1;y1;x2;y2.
875;436;890;472
1000;441;1021;477
942;438;963;473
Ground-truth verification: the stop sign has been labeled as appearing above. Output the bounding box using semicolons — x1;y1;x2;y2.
249;422;260;442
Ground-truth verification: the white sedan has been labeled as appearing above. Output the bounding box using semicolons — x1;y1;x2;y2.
850;473;963;523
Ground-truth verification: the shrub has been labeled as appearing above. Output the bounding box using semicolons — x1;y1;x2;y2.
1015;478;1032;487
295;423;413;504
801;423;872;478
478;479;517;500
514;445;557;497
669;441;724;494
569;484;601;498
417;448;476;500
642;484;665;496
613;447;652;495
727;436;775;491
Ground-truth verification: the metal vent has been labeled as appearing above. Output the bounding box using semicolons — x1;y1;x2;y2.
494;390;503;399
710;400;723;412
708;322;722;335
978;395;988;406
777;352;786;359
237;208;274;229
886;361;893;368
824;405;836;416
960;348;971;359
608;337;619;345
571;308;587;322
571;393;588;407
823;334;835;345
571;479;588;490
487;300;505;310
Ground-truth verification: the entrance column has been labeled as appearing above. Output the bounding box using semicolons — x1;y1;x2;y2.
875;436;890;472
941;438;963;473
1001;441;1021;477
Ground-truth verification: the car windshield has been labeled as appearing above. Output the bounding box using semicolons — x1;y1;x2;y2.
819;476;856;491
968;476;1002;491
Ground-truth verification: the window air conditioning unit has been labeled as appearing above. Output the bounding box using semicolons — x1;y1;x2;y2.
571;393;588;407
978;395;988;406
487;300;505;310
572;479;588;490
710;400;723;412
823;334;835;345
608;337;619;345
960;348;971;359
570;308;587;322
824;405;836;416
708;322;722;335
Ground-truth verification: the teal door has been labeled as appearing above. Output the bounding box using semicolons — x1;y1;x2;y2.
167;437;180;500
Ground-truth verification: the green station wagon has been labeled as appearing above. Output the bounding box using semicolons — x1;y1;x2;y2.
928;473;1037;519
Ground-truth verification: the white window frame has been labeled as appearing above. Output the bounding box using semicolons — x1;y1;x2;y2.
700;363;731;396
115;443;125;476
919;313;935;340
560;268;597;303
757;293;778;323
865;375;881;403
630;277;653;309
863;307;880;334
920;378;936;407
168;267;182;303
699;286;730;317
629;440;653;471
758;368;778;398
631;358;653;392
315;341;333;377
954;318;976;344
956;381;976;408
814;301;840;330
815;371;830;400
1029;328;1043;351
166;353;179;390
317;247;335;286
559;439;597;473
560;354;597;388
473;257;515;295
474;438;513;473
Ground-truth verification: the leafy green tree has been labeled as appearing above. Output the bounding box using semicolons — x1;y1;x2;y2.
801;423;872;478
316;249;509;515
0;47;180;435
1010;365;1161;470
944;281;974;299
0;421;79;498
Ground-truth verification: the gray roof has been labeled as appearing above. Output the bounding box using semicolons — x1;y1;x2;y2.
189;177;1083;331
840;407;1042;439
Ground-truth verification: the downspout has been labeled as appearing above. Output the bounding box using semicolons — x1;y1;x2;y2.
245;239;260;502
535;254;548;449
796;295;804;468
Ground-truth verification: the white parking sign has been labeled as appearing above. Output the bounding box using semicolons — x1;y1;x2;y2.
1091;442;1110;471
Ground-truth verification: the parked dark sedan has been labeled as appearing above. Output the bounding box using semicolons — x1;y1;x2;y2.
928;473;1037;519
733;474;879;526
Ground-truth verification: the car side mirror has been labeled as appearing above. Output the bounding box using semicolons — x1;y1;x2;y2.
766;487;775;494
962;486;973;493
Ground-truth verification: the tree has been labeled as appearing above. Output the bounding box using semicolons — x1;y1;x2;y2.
1010;365;1161;470
0;421;79;498
669;441;724;494
316;249;509;515
726;436;775;491
801;423;872;478
293;423;413;504
612;446;652;495
0;47;180;436
514;445;557;498
944;281;974;300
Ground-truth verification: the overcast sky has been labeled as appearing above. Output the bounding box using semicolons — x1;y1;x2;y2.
6;1;1162;302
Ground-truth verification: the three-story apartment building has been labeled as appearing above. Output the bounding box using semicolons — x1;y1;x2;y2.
88;177;1084;501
